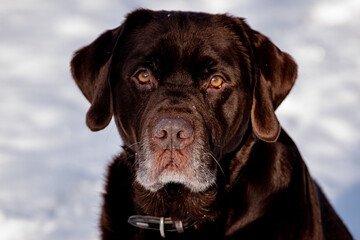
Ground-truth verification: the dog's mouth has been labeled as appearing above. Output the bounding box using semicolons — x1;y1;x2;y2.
135;147;217;193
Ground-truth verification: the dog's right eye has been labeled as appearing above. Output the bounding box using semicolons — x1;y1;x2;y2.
136;70;151;83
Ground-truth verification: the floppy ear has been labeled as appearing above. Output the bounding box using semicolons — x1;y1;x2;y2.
245;26;298;142
70;26;123;131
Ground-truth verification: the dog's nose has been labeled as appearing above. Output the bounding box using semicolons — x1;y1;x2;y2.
153;118;193;150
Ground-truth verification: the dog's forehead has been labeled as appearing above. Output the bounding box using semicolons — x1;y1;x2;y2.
127;10;227;40
121;11;241;69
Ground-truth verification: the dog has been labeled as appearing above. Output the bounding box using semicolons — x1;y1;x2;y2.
70;9;353;240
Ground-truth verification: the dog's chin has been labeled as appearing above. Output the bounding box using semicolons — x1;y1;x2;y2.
136;169;215;193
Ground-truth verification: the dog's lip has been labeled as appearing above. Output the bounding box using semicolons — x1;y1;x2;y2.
156;158;191;181
154;148;189;172
160;160;181;175
164;158;179;168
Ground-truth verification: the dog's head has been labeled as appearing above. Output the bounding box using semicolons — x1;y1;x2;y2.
71;9;297;193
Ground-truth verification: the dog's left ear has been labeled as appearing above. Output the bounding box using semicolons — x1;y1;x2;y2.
243;23;298;142
70;26;123;131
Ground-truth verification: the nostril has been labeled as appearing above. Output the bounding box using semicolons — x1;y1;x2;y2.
156;129;167;139
177;129;192;139
177;131;183;139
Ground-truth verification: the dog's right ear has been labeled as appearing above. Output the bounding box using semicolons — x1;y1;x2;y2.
70;26;123;131
70;9;155;131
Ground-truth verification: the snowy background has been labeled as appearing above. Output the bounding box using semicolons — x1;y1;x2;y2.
1;0;359;239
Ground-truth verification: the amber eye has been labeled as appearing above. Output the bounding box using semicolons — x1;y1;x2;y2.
137;70;151;83
210;76;224;88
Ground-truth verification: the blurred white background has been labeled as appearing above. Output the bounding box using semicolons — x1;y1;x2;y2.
0;0;359;239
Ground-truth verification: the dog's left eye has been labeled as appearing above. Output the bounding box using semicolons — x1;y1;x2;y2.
210;76;224;88
136;70;151;83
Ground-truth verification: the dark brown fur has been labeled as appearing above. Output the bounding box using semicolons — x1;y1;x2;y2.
70;9;353;240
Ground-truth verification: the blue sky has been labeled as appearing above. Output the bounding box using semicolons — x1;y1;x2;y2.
0;0;359;239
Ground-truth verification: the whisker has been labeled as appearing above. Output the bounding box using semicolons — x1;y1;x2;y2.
206;152;225;178
131;154;140;170
123;141;141;151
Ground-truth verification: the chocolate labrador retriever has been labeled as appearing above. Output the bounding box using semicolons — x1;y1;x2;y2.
71;9;353;240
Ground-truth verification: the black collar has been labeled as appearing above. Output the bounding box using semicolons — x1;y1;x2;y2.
128;215;202;238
